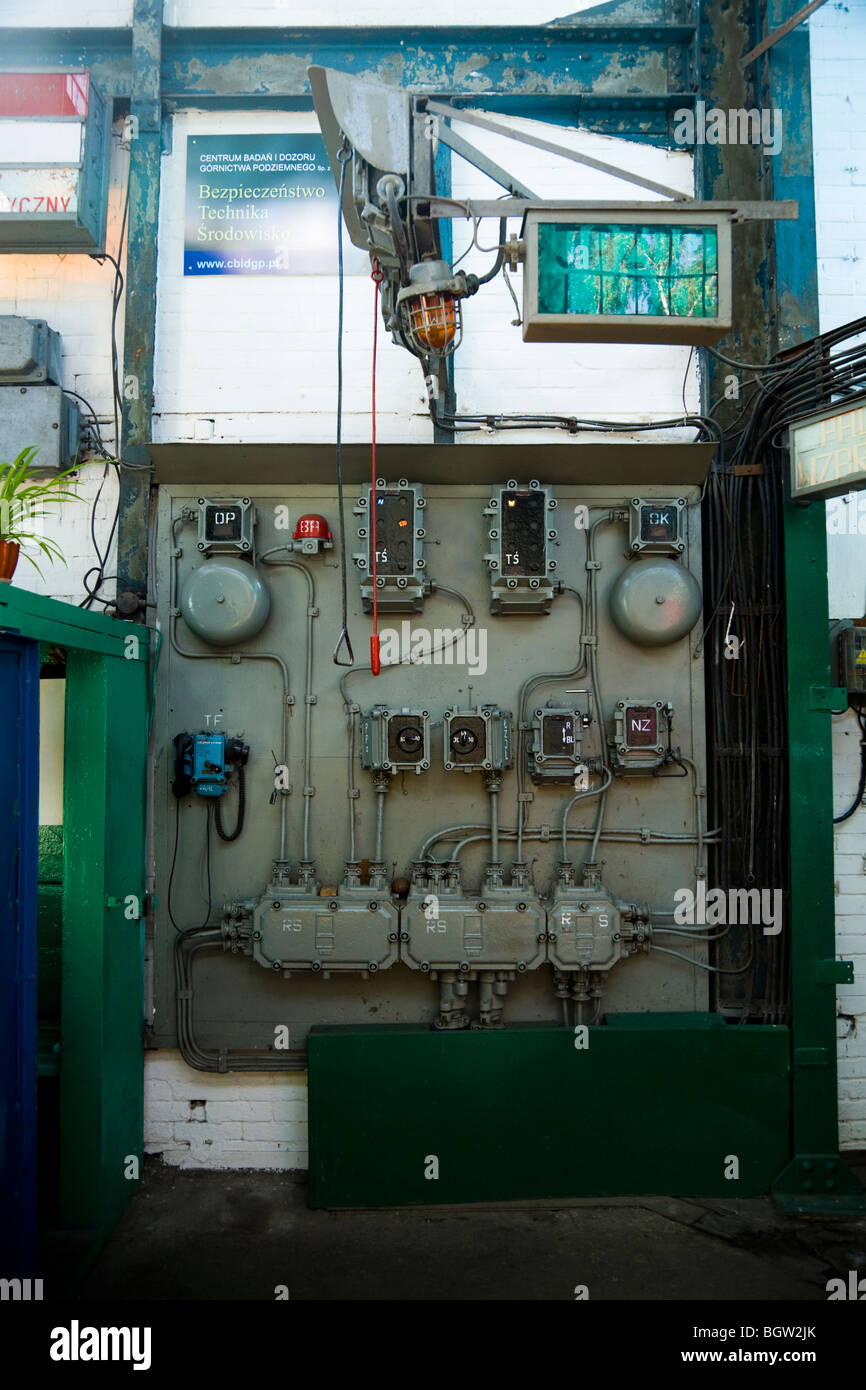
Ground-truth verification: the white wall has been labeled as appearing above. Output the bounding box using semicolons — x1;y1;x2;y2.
0;1;601;29
0;130;129;606
811;0;866;1150
155;108;700;449
154;110;431;446
145;1053;308;1170
165;2;595;27
448;112;699;442
0;2;132;23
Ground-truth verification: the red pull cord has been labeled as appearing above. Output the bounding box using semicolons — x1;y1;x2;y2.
370;258;384;675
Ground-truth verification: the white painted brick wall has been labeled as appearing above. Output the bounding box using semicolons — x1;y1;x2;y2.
165;2;594;28
812;0;866;1149
154;110;432;446
1;2;132;23
1;1;600;28
144;1051;308;1170
155;109;699;447
0;131;130;605
449;113;700;439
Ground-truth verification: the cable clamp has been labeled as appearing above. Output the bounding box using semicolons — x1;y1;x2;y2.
538;825;550;841
308;606;319;618
304;786;315;798
348;788;360;800
306;695;317;706
585;560;601;571
518;792;534;803
581;635;598;648
640;827;651;843
286;695;295;707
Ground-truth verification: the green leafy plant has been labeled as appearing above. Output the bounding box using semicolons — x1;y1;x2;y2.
0;446;82;578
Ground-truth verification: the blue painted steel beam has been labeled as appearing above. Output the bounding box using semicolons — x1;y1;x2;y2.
0;24;695;105
117;0;161;605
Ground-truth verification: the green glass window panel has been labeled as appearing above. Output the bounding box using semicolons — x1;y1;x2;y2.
537;223;719;320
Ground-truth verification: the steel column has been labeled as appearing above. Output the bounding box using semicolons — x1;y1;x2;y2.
765;0;863;1210
116;0;162;611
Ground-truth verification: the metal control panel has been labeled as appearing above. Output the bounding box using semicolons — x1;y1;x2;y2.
484;479;559;613
353;479;428;612
152;481;707;1055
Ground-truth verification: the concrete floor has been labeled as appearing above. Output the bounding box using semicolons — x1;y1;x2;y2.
76;1153;866;1301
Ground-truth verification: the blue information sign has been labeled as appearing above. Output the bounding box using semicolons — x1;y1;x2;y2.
184;133;353;276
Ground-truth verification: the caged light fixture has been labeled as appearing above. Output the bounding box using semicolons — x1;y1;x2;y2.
396;260;477;357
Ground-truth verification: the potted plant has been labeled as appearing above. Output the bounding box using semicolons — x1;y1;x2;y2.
0;446;82;583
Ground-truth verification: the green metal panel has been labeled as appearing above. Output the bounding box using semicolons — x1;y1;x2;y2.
60;648;148;1233
37;825;63;1026
0;587;150;1244
0;584;148;660
766;1;862;1212
308;1020;791;1208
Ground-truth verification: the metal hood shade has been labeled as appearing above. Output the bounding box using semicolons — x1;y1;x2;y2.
308;65;411;251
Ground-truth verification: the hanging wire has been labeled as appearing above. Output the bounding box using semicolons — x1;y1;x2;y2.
332;141;355;667
370;257;384;676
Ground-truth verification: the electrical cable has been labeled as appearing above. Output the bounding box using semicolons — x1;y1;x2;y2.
652;944;754;975
168;799;212;934
214;767;246;842
332;142;354;667
370;257;383;676
834;707;866;823
695;314;866;1020
339;582;476;705
474;218;508;284
80;181;130;609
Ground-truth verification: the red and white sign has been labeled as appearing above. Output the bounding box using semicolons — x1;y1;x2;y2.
0;167;78;215
0;72;89;119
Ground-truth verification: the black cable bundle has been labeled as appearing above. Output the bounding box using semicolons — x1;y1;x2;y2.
702;319;866;1023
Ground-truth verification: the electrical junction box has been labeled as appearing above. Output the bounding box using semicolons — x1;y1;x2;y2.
443;705;512;772
361;706;431;774
0;384;80;470
628;496;686;555
547;883;648;972
0;316;61;384
484;479;559;614
402;881;547;981
247;882;400;976
0;71;112;253
191;496;256;556
521;207;733;346
840;626;866;696
353;479;427;612
528;703;589;785
613;699;669;774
